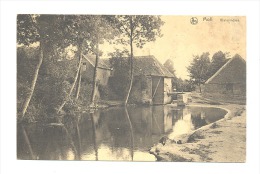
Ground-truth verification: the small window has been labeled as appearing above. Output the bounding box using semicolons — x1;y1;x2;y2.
83;62;86;65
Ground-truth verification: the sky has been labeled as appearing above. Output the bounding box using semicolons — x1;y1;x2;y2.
101;16;246;79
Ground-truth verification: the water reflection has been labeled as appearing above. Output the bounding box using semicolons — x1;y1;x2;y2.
17;105;227;161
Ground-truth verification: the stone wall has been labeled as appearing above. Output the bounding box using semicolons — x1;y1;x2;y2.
163;78;172;104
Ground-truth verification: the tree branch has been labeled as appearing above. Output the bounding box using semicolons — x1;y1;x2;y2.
29;15;41;37
120;24;131;37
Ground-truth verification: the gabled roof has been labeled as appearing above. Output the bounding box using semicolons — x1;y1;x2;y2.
132;55;174;77
82;54;174;77
82;54;112;70
205;55;246;84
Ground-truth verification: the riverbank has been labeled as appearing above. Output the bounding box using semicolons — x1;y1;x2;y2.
150;93;246;162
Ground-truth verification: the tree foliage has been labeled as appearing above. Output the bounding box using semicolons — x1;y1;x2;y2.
108;15;164;105
62;15;116;54
207;51;228;78
108;50;130;99
175;78;195;92
17;14;79;120
108;49;130;74
109;15;164;47
17;14;164;122
163;59;176;77
187;52;211;92
17;15;40;46
17;14;44;120
52;15;119;109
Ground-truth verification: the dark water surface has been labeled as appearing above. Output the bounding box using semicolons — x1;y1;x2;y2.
17;105;227;161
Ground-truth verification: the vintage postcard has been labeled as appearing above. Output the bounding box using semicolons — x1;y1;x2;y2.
16;15;246;162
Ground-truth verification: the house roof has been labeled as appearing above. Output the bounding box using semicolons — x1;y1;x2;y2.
132;55;175;77
82;54;112;70
82;54;174;77
205;55;246;84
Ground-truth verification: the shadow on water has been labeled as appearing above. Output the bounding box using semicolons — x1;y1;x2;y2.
17;105;227;161
90;112;98;161
124;107;134;161
20;124;35;160
17;121;79;160
75;118;81;160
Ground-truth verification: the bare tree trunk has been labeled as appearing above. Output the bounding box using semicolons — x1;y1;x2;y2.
124;16;134;106
75;54;82;100
56;46;83;114
90;36;100;107
198;80;202;93
21;42;43;119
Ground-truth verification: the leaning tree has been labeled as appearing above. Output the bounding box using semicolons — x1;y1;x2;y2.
17;14;65;120
56;15;118;113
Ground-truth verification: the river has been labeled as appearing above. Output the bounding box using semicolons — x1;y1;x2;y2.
17;105;227;161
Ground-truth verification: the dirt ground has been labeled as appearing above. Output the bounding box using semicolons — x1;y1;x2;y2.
150;93;246;162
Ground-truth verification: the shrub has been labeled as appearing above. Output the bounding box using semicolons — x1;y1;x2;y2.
17;46;85;122
98;84;109;100
108;76;129;100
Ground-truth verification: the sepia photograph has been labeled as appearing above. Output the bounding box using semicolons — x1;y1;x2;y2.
1;0;260;174
17;15;246;162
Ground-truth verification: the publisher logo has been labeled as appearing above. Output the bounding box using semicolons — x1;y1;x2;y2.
190;17;198;25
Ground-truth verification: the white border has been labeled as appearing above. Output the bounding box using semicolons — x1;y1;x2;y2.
1;1;259;174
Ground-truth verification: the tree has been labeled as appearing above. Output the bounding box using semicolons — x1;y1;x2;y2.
108;49;130;99
109;15;164;105
89;16;117;107
55;15;118;111
208;51;228;78
17;14;65;119
56;15;91;113
163;59;176;77
187;52;210;93
163;59;178;92
17;15;41;120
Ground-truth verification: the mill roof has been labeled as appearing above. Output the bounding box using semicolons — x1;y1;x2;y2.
132;55;174;77
82;54;174;77
205;55;246;84
82;54;112;70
